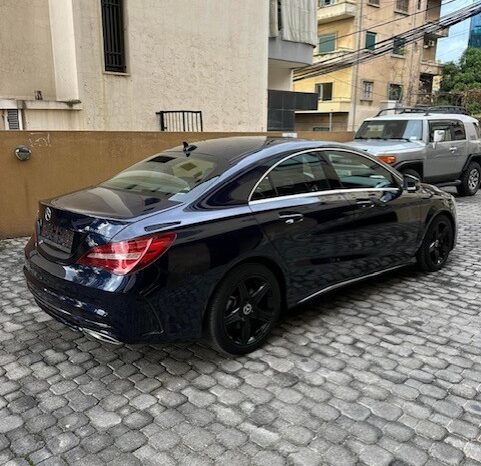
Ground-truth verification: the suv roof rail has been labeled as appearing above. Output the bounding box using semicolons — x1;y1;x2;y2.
376;106;469;117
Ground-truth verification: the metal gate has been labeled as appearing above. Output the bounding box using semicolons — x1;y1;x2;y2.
156;111;203;132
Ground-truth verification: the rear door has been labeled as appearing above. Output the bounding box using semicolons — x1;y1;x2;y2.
248;151;355;303
425;119;467;181
322;149;424;278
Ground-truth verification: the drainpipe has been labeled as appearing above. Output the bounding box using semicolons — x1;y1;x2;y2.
351;0;364;131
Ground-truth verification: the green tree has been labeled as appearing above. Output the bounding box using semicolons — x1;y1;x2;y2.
439;48;481;115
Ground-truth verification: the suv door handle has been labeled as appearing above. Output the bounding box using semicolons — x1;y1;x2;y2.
279;212;304;224
356;199;375;207
449;146;458;152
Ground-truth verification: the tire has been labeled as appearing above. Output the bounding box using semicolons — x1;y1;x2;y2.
457;161;481;196
416;214;454;272
206;263;281;356
400;168;422;181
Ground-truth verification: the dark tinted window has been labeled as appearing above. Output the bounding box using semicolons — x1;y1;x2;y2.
325;151;398;189
252;152;330;200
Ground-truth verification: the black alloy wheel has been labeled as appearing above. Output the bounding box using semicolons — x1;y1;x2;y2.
206;263;281;355
416;215;454;272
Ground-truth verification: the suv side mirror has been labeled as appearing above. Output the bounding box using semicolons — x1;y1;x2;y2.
403;174;420;193
433;129;446;143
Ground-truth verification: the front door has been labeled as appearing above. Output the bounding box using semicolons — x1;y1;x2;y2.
322;150;425;279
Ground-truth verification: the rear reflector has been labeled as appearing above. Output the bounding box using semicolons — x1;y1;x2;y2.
77;233;176;275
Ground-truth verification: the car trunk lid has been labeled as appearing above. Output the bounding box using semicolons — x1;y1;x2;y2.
36;186;182;263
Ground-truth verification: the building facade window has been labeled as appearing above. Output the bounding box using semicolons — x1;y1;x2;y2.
365;32;377;50
368;0;380;5
319;0;336;6
315;83;333;101
395;0;409;13
318;34;336;53
101;0;126;72
362;81;374;100
392;37;406;55
388;84;403;101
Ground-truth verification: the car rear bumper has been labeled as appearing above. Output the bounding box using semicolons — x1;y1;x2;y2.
24;264;168;344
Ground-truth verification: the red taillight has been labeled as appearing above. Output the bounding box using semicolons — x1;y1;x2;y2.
77;233;176;275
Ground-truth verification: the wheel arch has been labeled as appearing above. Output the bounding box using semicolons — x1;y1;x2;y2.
201;255;288;329
462;154;481;172
394;160;424;179
422;209;456;251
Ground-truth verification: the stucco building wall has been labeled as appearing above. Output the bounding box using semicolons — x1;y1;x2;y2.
0;0;270;132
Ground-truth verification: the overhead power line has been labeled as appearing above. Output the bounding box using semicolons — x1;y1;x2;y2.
295;1;481;80
318;0;458;49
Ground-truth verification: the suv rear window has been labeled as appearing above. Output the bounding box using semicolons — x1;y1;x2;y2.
356;119;423;141
101;153;221;198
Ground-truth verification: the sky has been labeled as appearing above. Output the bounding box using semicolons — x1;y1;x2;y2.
436;0;473;63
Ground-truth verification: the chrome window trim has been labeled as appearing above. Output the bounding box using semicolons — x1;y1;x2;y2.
249;187;401;206
247;147;403;204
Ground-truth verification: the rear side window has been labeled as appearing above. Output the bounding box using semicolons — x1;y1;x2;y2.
472;122;481;139
451;121;466;140
325;151;398;189
252;152;330;200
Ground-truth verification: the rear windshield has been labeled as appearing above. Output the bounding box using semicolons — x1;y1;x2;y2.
356;119;423;141
101;152;222;199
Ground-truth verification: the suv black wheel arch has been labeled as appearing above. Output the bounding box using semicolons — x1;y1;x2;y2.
394;161;424;180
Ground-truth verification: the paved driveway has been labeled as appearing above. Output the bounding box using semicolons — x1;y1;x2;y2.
1;192;481;466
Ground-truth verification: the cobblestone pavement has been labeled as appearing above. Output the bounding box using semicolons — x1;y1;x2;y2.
1;192;481;466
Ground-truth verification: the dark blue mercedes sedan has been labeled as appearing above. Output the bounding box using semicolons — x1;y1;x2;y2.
24;137;457;355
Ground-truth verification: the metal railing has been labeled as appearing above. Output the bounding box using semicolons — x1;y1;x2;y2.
156;111;204;132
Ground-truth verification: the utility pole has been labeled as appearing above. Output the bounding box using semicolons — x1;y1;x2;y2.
351;0;364;131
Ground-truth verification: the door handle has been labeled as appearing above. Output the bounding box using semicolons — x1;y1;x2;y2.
449;146;458;152
279;212;304;224
356;199;375;207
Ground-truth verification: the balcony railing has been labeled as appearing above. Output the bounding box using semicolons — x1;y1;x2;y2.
313;47;354;61
317;1;357;24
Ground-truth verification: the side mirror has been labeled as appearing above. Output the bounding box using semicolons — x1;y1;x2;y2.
433;129;446;144
403;174;421;193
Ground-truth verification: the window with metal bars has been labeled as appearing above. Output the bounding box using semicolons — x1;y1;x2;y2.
101;0;126;72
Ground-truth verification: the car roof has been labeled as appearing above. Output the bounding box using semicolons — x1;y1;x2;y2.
165;136;350;164
364;114;478;122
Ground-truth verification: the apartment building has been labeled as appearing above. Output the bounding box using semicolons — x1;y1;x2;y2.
0;0;317;132
294;0;447;131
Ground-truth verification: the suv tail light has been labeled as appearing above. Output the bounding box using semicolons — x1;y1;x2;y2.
78;233;176;275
